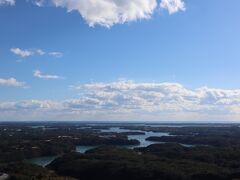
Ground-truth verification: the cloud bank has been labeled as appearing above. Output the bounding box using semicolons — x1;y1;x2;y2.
1;80;240;121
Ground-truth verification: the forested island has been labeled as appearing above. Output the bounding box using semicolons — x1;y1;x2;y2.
1;122;240;179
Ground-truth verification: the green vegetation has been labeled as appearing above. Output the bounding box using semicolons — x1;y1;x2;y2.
0;123;139;163
0;122;139;179
1;122;240;179
0;162;75;180
48;146;231;180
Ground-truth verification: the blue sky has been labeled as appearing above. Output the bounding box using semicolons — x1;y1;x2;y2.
0;0;240;121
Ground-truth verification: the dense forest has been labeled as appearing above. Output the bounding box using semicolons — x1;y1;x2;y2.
1;122;240;179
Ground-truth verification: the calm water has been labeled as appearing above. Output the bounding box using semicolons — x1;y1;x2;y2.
29;127;192;167
74;127;170;154
76;145;97;153
28;156;58;167
100;127;170;148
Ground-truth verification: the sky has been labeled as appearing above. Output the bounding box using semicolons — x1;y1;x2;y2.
0;0;240;122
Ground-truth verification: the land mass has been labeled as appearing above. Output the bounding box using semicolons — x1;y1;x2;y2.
1;122;240;179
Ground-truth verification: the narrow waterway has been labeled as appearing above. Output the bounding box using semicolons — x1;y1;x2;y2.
29;126;193;167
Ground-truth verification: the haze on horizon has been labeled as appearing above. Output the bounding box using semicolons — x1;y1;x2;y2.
0;0;240;122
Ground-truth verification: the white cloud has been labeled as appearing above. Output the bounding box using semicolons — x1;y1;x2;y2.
0;78;25;87
1;80;240;121
0;0;15;6
34;0;45;7
10;48;34;58
36;49;46;55
160;0;185;14
1;0;186;27
49;0;158;28
10;48;63;58
0;100;63;111
49;51;63;58
27;0;187;27
33;70;63;80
